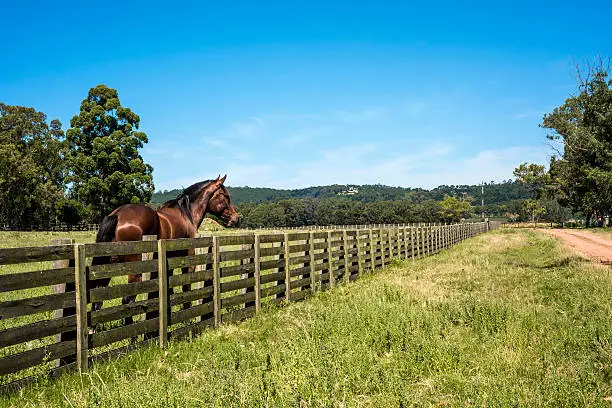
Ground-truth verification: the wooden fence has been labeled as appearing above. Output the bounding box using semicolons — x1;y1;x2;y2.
0;221;499;392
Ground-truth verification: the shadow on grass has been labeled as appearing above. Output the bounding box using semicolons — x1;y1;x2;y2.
503;256;586;270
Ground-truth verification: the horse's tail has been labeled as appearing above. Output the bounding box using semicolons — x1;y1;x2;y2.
92;214;118;268
96;214;118;243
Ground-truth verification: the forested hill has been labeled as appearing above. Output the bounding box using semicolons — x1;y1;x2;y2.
151;181;532;206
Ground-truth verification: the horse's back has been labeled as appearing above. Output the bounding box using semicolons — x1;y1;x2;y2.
112;204;160;241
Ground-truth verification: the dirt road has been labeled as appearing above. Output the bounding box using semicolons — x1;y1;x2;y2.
539;229;612;265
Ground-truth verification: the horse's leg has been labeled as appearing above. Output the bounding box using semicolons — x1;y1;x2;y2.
181;248;195;310
88;276;110;334
90;256;112;313
182;266;195;310
122;254;142;326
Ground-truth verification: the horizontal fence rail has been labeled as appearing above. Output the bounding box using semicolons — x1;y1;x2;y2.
0;221;500;392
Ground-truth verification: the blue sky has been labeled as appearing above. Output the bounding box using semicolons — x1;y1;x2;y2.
2;1;610;191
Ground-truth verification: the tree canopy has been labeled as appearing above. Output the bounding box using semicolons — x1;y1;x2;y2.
541;60;612;226
0;103;66;228
66;85;154;222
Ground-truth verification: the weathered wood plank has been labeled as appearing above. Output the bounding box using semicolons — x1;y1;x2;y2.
158;239;168;348
82;240;156;258
221;292;256;308
218;235;255;246
212;236;221;328
289;265;310;278
168;269;214;288
289;277;312;290
260;271;285;284
0;245;74;266
258;234;284;244
220;248;254;262
313;252;328;261
91;318;159;349
261;284;285;298
260;258;284;271
74;244;88;372
0;291;75;320
90;298;159;325
90;259;157;280
259;246;283;257
170;302;214;325
287;232;310;240
165;236;212;251
169;287;213;307
0;266;74;293
167;253;213;270
289;254;310;266
220;277;256;293
89;280;157;303
288;243;309;253
0;315;76;348
312;241;327;251
254;235;261;313
220;262;255;278
0;340;76;376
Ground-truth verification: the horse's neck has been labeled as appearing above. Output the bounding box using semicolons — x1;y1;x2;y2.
189;188;213;229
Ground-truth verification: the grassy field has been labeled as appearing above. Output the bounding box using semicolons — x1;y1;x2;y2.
591;228;612;238
0;231;96;248
1;228;611;407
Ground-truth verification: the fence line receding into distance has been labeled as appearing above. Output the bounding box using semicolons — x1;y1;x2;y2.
0;221;499;392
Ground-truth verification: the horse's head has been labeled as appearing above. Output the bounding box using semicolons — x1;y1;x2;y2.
208;175;239;227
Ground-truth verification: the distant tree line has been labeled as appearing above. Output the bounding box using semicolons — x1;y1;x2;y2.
234;196;474;228
0;85;153;229
154;181;540;228
153;180;533;207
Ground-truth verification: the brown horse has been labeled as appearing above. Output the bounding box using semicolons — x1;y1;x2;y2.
92;175;239;314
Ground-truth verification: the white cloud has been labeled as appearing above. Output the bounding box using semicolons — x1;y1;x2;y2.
222;117;265;139
243;144;549;189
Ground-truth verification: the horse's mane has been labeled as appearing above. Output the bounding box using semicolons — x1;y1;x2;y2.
161;180;215;221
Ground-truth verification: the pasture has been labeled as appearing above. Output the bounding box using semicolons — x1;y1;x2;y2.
1;228;609;407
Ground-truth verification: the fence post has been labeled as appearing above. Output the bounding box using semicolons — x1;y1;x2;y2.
212;236;221;327
52;238;75;368
74;244;88;372
402;227;408;259
369;229;375;272
356;230;363;276
254;234;261;312
157;239;168;348
343;230;350;283
284;233;291;300
309;232;316;294
380;229;386;268
327;231;334;288
410;226;415;262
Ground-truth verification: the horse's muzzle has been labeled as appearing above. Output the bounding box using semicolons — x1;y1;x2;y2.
226;214;239;227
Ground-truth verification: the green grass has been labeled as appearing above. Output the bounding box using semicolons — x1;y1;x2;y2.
590;228;612;238
2;229;611;407
0;231;96;248
0;232;98;383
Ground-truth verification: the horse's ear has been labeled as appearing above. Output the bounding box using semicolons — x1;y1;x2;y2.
219;174;227;185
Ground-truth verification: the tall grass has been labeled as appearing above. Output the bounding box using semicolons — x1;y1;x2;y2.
1;229;610;407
